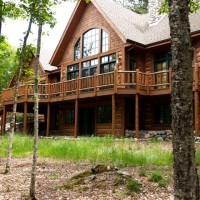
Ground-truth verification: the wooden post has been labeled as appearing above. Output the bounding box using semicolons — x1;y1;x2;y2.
74;98;78;138
112;94;116;136
135;94;139;138
46;103;50;136
136;69;140;93
147;71;150;95
114;69;117;93
194;64;199;136
169;67;172;93
23;102;27;134
2;105;6;134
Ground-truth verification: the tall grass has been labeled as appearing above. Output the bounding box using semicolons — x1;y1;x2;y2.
0;134;175;166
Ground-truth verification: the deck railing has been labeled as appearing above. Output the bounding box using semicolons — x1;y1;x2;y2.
2;66;200;103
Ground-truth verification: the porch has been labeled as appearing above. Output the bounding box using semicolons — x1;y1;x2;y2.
1;69;173;104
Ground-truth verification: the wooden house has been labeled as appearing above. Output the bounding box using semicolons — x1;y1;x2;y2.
1;0;200;137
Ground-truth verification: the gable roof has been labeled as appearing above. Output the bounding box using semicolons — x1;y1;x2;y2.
40;48;58;72
50;0;200;66
94;0;200;45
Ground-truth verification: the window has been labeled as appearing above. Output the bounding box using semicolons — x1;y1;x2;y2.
101;30;108;53
129;54;137;71
154;52;172;72
100;54;116;73
97;106;112;123
74;28;109;60
74;38;81;60
67;64;79;80
83;29;99;58
64;109;75;124
82;59;98;77
155;105;171;124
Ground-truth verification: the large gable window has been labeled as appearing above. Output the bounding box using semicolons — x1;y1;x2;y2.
74;38;81;60
83;29;99;58
74;28;109;60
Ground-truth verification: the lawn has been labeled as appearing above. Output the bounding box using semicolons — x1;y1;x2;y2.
1;133;200;166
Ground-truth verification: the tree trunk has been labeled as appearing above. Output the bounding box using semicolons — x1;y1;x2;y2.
5;14;33;174
168;0;199;199
29;0;42;198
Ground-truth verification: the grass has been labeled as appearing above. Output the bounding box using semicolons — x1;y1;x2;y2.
149;171;169;188
5;133;200;167
126;179;141;193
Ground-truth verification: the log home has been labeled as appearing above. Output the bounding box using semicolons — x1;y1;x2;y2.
1;0;200;137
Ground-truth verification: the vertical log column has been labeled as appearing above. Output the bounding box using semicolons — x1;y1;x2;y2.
2;105;6;134
135;94;139;138
112;94;116;136
194;64;199;136
74;98;79;138
23;102;28;134
46;103;50;136
135;69;140;138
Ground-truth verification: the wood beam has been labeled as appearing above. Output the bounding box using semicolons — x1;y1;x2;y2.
194;63;199;136
194;92;199;136
135;94;139;138
112;94;116;136
46;103;50;136
2;105;6;134
74;98;79;138
23;102;27;134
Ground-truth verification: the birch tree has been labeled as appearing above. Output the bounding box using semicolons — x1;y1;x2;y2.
29;0;42;198
5;2;35;173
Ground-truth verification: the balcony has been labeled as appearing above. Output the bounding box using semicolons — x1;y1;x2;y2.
1;66;198;105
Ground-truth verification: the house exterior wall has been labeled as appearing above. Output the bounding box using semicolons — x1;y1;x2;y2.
59;2;125;81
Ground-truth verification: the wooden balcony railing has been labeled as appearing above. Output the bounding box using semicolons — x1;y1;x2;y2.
1;65;200;104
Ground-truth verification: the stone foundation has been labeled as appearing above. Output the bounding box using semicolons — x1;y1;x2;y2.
125;130;173;141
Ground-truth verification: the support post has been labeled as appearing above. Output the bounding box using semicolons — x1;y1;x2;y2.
194;64;199;136
23;102;27;134
74;98;78;138
46;103;50;136
112;94;116;136
2;105;6;134
135;94;139;138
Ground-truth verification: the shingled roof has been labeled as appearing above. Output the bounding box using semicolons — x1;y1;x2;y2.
40;48;58;71
93;0;200;45
50;0;200;66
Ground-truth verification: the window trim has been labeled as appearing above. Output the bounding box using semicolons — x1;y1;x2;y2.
74;28;109;61
154;52;172;72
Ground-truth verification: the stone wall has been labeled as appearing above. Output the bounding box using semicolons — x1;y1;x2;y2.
125;129;173;141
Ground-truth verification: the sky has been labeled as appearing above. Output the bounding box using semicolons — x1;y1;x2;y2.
2;1;76;51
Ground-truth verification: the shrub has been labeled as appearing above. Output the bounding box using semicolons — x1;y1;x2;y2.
126;179;141;193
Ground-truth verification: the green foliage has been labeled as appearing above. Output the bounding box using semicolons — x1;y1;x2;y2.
0;37;17;92
15;44;36;83
0;0;22;22
160;0;200;14
126;178;141;193
113;0;148;14
0;135;173;166
149;171;169;187
149;171;163;182
139;167;147;176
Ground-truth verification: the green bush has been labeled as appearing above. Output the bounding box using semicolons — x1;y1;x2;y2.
126;179;141;193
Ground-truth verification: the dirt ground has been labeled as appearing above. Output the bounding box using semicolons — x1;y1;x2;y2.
0;156;175;200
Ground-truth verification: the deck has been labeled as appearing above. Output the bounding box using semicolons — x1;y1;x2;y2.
0;65;199;105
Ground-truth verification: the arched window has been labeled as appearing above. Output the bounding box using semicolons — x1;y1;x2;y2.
74;28;109;60
101;30;108;53
83;29;99;58
74;38;81;60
